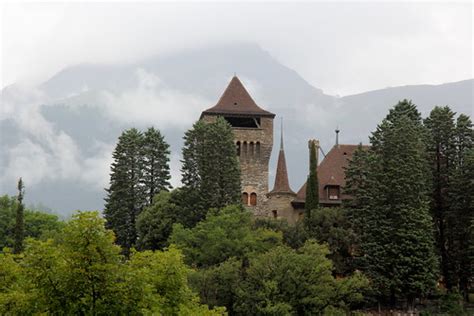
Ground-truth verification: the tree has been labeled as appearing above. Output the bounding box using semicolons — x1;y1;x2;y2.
304;140;319;219
345;100;438;307
310;207;357;275
136;191;178;250
0;211;225;315
234;241;368;315
142;127;172;206
180;118;241;224
189;258;242;314
424;106;457;289
452;115;473;300
104;128;146;252
13;178;25;254
169;205;281;268
0;195;63;252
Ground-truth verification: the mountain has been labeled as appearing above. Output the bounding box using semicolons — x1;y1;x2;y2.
1;43;472;215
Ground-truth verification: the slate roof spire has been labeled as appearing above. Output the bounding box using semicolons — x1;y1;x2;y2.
270;118;294;194
201;75;275;118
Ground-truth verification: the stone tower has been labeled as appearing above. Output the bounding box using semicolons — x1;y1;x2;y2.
200;76;275;215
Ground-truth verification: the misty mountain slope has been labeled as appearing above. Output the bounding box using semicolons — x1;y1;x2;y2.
336;79;473;145
1;42;472;215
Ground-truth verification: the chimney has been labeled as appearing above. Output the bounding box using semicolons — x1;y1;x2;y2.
335;128;340;147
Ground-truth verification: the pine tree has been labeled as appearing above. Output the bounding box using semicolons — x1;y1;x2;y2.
451;114;473;300
305;140;319;218
180;117;241;222
142;127;171;205
424;106;457;289
104;128;145;252
346;100;438;307
13;178;25;254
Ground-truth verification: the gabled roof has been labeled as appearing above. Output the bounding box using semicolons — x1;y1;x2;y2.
201;76;275;118
269;129;294;195
294;144;369;203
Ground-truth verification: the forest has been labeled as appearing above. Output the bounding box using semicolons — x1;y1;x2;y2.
0;100;473;315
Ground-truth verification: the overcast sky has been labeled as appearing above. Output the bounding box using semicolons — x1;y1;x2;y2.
1;1;472;96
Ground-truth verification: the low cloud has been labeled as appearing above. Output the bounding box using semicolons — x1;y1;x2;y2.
99;68;209;128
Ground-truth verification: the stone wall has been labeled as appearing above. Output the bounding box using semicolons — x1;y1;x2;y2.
265;192;302;225
201;115;273;216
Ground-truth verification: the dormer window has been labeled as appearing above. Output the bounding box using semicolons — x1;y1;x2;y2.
326;185;340;200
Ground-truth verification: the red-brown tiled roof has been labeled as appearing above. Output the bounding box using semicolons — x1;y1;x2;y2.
295;144;369;203
270;146;295;195
201;76;275;118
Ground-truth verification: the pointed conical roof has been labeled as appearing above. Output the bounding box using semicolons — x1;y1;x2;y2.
201;76;275;118
270;121;294;194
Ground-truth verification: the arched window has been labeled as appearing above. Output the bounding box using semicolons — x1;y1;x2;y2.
250;192;257;206
249;142;254;157
256;142;261;157
272;210;278;218
236;141;241;156
243;141;248;157
241;192;249;205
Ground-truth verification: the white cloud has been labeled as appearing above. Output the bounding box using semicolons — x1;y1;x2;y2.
1;2;471;94
99;68;209;128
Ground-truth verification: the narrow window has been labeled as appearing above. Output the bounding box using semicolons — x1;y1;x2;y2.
328;186;340;200
249;142;254;157
250;193;257;206
236;141;241;156
241;192;249;205
256;142;261;157
272;210;278;218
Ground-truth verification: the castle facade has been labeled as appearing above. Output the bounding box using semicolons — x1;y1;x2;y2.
200;76;361;224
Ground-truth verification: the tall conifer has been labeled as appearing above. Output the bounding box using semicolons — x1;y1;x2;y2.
424;106;457;289
104;128;145;252
142;127;171;205
346;100;438;307
180;117;241;222
305;140;319;219
451;114;473;300
13;178;25;254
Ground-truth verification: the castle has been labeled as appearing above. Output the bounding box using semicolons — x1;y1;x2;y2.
200;76;362;224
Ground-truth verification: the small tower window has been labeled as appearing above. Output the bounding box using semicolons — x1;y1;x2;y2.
327;186;340;200
249;142;254;157
241;192;249;205
272;210;278;218
250;193;257;206
256;142;261;157
236;141;241;156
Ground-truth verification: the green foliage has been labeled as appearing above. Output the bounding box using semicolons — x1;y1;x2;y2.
234;241;369;315
0;195;17;250
304;140;319;219
14;178;25;254
104;127;171;252
253;217;308;249
104;128;145;252
0;211;224;315
0;195;64;252
346;100;438;303
425;106;457;289
136;191;178;250
142;127;172;205
309;207;357;275
189;258;242;313
169;205;281;267
180;118;241;224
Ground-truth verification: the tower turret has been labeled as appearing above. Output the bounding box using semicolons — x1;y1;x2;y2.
200;76;275;215
266;119;298;223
